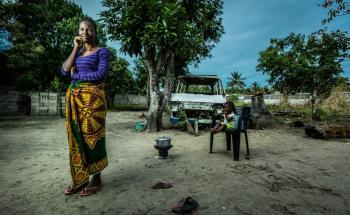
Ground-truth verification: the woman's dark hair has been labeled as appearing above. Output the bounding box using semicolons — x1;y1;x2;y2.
78;16;98;45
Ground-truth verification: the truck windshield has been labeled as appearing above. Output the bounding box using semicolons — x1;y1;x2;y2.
186;84;212;94
174;77;225;95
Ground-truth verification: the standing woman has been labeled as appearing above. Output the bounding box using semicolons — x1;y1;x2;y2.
61;16;110;197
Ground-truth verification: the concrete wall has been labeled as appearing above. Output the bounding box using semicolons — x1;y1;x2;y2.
0;90;30;116
30;93;148;116
236;92;350;105
30;92;65;116
1;91;349;116
0;90;67;116
239;96;310;105
114;94;147;106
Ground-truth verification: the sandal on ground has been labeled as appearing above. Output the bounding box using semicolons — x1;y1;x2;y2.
79;185;101;197
172;197;199;215
64;182;88;195
151;181;172;189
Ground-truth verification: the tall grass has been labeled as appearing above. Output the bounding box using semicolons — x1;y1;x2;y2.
265;86;349;122
322;84;350;115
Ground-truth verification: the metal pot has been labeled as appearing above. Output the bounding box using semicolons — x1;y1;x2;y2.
155;136;172;147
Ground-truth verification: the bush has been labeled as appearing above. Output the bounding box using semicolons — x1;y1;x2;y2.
226;94;238;103
314;107;334;121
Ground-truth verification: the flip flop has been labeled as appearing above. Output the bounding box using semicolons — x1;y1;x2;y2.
172;197;199;214
79;185;101;197
64;186;78;195
151;181;172;189
64;182;88;195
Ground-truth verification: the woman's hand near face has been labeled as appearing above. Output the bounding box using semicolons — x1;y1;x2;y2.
74;36;83;48
61;37;81;74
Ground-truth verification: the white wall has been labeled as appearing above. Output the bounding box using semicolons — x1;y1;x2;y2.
236;92;350;105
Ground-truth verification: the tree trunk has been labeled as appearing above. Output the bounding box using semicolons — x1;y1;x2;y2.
282;92;288;104
146;74;150;108
146;65;161;132
311;90;318;121
144;47;170;132
252;93;269;113
158;51;175;129
251;93;272;129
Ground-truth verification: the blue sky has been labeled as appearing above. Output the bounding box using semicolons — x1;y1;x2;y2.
0;30;11;51
74;0;350;87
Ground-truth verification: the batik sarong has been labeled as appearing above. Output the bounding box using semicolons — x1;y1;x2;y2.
65;81;108;188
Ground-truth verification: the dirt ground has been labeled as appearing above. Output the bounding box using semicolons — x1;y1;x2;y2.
0;111;350;215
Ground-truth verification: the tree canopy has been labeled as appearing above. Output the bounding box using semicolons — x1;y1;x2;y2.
101;0;224;64
257;29;350;97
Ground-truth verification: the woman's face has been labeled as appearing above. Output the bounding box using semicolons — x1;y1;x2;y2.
78;21;96;44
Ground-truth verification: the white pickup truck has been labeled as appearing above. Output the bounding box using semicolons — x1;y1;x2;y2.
169;75;227;132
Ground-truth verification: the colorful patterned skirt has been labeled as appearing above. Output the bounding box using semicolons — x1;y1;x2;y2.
65;81;108;188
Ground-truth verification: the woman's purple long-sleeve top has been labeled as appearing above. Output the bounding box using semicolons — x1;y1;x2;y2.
61;47;110;82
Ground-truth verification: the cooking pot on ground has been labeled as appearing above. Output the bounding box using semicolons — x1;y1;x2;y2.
155;137;172;147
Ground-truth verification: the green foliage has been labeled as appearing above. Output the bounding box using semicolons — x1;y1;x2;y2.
105;48;137;107
314;107;335;121
176;106;189;129
298;105;335;122
186;85;212;94
133;58;148;95
226;94;238;103
50;76;61;92
0;0;84;90
257;29;350;97
320;0;350;23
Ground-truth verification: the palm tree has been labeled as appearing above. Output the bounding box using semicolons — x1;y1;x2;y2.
226;70;246;93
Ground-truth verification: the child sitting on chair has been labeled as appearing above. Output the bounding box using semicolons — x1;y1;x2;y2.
211;101;236;134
